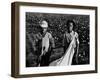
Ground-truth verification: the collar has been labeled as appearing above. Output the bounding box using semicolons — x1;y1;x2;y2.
70;30;74;35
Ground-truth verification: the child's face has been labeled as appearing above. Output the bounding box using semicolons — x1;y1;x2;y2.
43;28;47;33
68;22;73;32
40;21;48;33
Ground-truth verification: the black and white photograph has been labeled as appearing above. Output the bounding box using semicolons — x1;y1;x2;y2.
11;2;97;78
26;12;90;67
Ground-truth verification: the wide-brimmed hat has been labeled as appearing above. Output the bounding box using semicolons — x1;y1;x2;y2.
39;20;48;28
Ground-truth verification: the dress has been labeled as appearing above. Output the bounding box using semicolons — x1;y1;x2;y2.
49;31;78;66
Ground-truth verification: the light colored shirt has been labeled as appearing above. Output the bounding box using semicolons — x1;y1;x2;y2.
42;32;55;55
63;31;79;52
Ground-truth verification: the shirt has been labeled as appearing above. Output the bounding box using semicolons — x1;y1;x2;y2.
63;31;79;53
42;32;55;55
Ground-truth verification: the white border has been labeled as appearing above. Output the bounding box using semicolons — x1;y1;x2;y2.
19;6;95;74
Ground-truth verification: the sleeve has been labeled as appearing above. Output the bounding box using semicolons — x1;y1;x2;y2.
49;33;55;48
62;33;67;53
27;33;37;51
62;33;66;47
